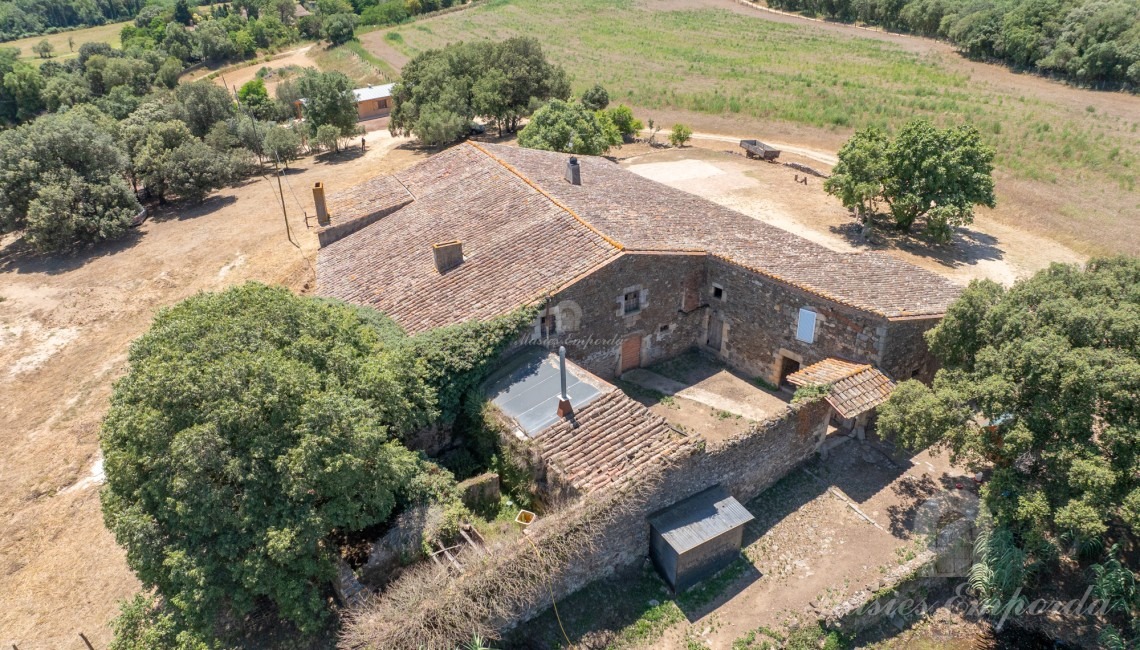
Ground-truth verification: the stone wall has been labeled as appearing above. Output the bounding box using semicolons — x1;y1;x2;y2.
704;257;888;384
879;316;941;383
546;252;708;378
543;252;937;384
530;398;831;606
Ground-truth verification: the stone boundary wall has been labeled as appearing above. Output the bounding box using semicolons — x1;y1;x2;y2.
344;400;831;645
521;398;831;619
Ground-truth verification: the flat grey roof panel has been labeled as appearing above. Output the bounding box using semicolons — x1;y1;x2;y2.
649;485;755;554
486;347;604;437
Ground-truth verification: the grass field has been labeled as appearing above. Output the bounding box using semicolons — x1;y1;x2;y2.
310;42;398;86
3;20;126;62
367;0;1140;256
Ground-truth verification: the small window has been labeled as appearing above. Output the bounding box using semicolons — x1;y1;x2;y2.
540;314;557;337
624;290;641;314
796;308;816;343
712;284;725;301
659;324;669;333
911;368;921;378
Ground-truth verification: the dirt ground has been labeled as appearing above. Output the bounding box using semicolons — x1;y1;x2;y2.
623;352;791;443
653;437;974;649
0;130;427;649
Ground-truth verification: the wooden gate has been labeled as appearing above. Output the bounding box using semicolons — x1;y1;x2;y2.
620;335;641;374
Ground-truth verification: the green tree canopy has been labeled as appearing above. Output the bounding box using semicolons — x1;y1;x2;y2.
390;37;570;145
237;77;274;119
0;109;140;251
517;98;618;156
825;119;996;242
322;11;357;44
878;257;1140;639
174;81;237;138
102;284;536;640
101;284;437;634
173;0;193;25
31;39;53;58
605;104;643;140
291;69;358;137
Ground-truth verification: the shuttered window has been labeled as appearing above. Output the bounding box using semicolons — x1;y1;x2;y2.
796;308;816;343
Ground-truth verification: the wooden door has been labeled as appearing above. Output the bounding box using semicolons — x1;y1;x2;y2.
706;313;723;351
620;335;641;374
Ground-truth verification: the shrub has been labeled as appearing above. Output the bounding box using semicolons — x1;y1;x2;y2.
580;82;609;110
669;123;693;147
606;104;643;140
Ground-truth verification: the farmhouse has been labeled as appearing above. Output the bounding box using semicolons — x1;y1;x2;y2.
315;141;963;608
315;141;961;386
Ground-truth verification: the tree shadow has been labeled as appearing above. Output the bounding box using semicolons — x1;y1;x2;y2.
829;217;1005;269
0;229;144;276
147;195;238;223
815;438;915;507
885;473;940;537
316;146;366;165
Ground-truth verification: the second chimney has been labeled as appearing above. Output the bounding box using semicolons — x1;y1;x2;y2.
556;345;573;418
313;182;330;227
565;157;581;185
433;240;464;273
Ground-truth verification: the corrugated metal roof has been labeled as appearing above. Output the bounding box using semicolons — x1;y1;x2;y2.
352;83;395;103
649;485;755;554
485;347;605;437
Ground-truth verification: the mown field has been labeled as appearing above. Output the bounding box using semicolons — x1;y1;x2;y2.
367;0;1140;256
3;20;125;62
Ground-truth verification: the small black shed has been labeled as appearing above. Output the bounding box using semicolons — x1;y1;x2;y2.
648;485;755;592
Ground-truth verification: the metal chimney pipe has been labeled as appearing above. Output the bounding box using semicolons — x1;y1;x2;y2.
559;346;568;400
556;345;573;418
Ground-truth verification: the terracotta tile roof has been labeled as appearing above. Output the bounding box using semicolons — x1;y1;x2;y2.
787;358;896;418
317;141;961;332
536;389;691;493
316;144;620;333
786;358;867;385
325;173;413;229
480;143;962;318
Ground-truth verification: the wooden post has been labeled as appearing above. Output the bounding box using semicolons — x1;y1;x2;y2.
79;633;94;650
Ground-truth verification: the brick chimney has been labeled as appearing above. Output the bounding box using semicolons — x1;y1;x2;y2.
433;240;463;273
565;157;581;185
313;182;330;227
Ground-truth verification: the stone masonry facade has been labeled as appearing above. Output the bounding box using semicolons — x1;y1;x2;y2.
534;252;939;384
